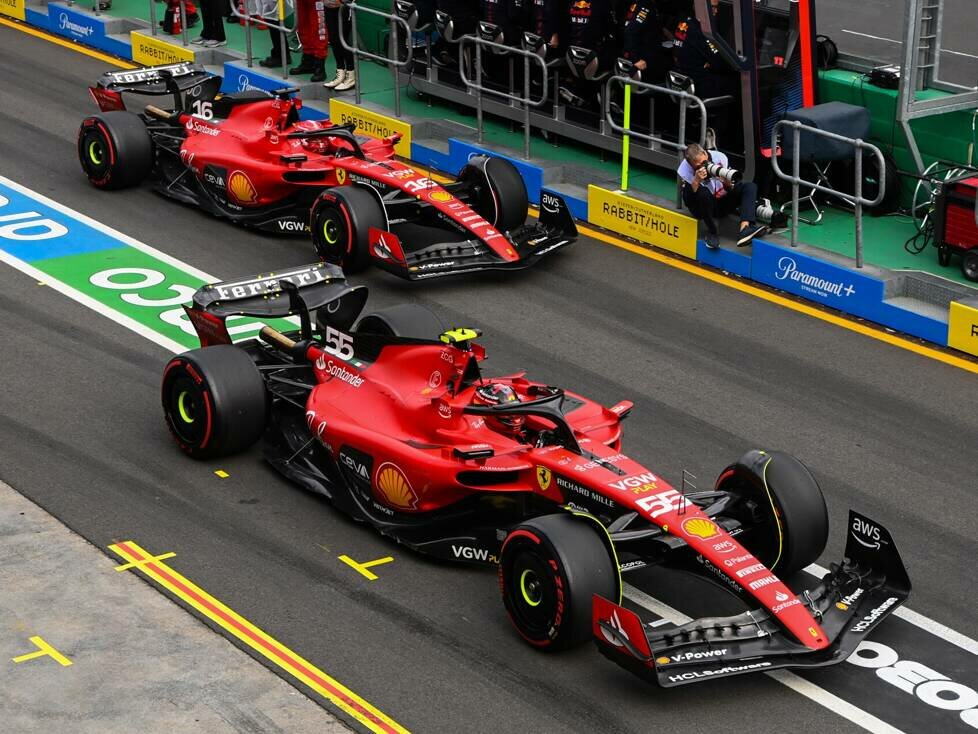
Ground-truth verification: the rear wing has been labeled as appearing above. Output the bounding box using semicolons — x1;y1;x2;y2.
185;262;368;346
90;63;220;113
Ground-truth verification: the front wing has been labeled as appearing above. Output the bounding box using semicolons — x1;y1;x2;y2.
593;511;911;687
367;191;578;280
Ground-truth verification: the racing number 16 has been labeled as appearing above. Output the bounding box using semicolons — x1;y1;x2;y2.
191;100;214;120
323;326;354;360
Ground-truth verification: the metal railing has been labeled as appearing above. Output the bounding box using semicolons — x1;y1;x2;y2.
771;120;886;268
339;2;413;117
234;0;296;78
458;36;548;160
604;75;713;204
149;0;192;47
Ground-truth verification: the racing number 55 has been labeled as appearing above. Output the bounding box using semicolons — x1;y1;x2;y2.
323;326;354;360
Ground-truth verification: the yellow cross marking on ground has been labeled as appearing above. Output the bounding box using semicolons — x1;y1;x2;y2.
12;636;72;667
113;549;176;572
338;555;394;581
214;470;229;478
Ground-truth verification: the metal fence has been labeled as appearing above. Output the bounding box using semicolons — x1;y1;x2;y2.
232;0;296;78
603;75;716;204
771;119;886;268
147;0;194;47
458;36;548;160
339;2;413;117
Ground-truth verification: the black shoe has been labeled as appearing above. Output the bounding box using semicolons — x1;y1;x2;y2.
225;15;237;23
259;55;291;68
736;223;767;247
186;12;199;27
289;54;317;75
705;232;720;250
310;60;327;83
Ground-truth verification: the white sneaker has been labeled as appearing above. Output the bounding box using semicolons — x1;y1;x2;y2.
334;71;356;92
204;39;227;47
190;35;206;45
322;69;346;89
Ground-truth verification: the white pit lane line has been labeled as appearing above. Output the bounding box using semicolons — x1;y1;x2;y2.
840;29;978;59
2;174;974;731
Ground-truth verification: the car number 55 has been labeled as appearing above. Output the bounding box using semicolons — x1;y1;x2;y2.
323;326;354;360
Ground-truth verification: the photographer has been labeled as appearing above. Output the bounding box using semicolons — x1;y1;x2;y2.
678;142;765;249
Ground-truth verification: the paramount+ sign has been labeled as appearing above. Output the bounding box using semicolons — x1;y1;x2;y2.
588;185;697;259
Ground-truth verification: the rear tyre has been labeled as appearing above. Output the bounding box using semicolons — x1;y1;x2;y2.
161;345;267;459
311;186;386;273
354;304;444;339
962;251;978;282
715;449;828;578
459;155;528;233
77;111;153;190
499;513;617;650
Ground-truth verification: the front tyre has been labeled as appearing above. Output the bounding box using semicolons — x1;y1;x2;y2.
77;111;153;190
311;185;386;273
499;513;617;650
161;345;267;459
715;449;828;577
459;155;528;233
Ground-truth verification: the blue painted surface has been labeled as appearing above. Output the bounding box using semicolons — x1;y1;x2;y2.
542;187;587;223
0;180;124;262
447;139;544;201
751;239;885;317
874;301;948;344
25;7;50;30
411;142;455;177
697;241;752;277
221;62;294;95
47;4;108;46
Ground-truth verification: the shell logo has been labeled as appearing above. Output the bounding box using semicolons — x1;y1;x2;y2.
336;168;347;184
536;466;552;491
374;462;418;509
227;170;258;204
655;656;671;665
429;190;453;203
682;517;719;540
836;602;849;611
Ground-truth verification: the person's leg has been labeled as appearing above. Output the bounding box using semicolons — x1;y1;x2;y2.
730;181;767;246
322;7;347;88
334;5;358;90
682;184;719;247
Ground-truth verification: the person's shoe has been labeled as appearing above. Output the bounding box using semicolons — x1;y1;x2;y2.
310;59;327;83
705;126;718;150
259;55;291;68
186;12;199;27
190;35;207;45
736;223;767;247
289;54;317;75
334;70;356;91
225;14;237;23
705;232;720;250
322;69;347;89
204;38;227;47
95;0;111;10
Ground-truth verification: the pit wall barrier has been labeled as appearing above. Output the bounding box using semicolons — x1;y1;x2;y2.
5;4;976;359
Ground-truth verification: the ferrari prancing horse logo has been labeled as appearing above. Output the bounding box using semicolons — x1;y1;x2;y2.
536;466;552;491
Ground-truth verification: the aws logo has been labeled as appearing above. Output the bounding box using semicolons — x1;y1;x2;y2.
227;171;258;204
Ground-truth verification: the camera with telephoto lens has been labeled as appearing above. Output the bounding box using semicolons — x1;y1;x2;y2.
704;161;742;184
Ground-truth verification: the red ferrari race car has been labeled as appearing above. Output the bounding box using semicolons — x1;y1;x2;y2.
161;263;911;686
77;63;577;279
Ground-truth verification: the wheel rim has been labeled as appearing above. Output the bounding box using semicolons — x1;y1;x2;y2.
505;549;557;640
733;489;786;571
315;205;349;263
519;568;543;607
322;217;340;245
166;375;207;446
965;255;978;280
88;140;105;165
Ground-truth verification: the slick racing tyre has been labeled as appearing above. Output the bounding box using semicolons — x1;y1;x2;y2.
459;155;528;233
77;111;153;190
161;345;267;459
499;513;617;650
715;449;828;578
311;185;386;273
354;304;444;339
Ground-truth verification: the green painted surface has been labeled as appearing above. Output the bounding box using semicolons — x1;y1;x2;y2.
36;248;297;350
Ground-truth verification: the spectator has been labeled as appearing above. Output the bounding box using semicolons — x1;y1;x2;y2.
194;0;228;46
322;0;356;90
287;0;328;82
559;0;616;109
432;0;479;67
525;0;561;50
620;1;670;83
677;142;766;249
672;0;736;101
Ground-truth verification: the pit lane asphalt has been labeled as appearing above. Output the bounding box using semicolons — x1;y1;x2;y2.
1;25;977;734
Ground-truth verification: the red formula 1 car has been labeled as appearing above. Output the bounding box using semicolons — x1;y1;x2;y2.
77;63;576;279
161;263;911;686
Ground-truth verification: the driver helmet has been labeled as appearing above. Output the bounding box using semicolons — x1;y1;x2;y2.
473;383;525;434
